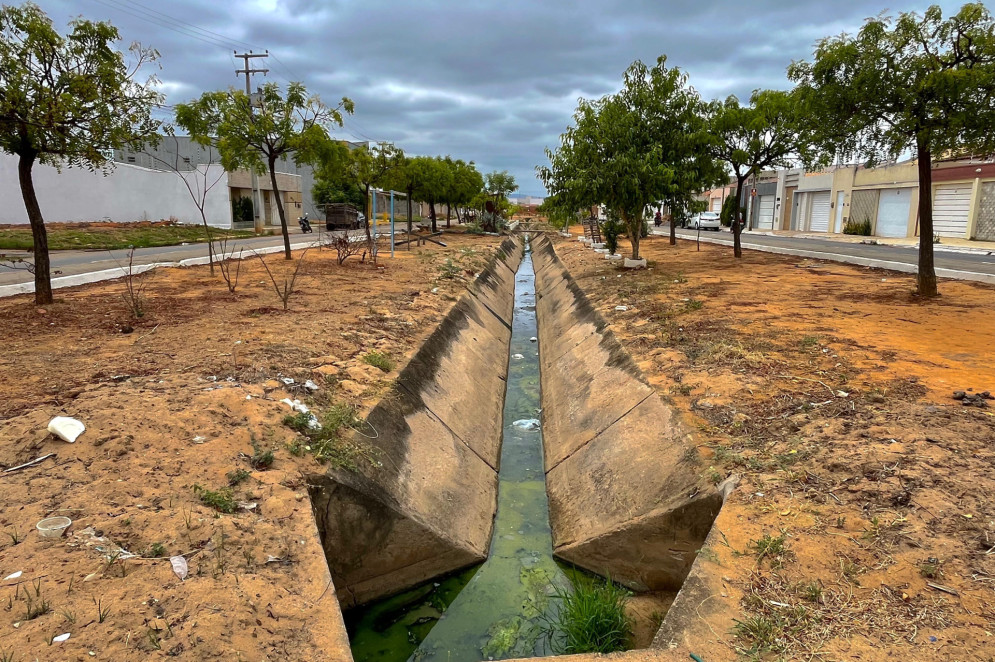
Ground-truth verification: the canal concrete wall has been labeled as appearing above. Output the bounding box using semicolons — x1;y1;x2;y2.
309;237;524;608
530;234;722;592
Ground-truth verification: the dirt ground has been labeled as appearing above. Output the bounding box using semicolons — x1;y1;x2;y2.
0;232;503;660
553;232;995;661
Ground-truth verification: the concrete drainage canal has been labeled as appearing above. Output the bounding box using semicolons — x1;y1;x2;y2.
306;234;728;662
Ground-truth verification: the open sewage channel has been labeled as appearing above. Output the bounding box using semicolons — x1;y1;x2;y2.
307;234;726;662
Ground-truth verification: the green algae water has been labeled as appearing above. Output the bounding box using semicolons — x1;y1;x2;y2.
346;239;567;662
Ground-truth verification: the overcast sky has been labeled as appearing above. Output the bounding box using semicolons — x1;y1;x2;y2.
39;0;968;195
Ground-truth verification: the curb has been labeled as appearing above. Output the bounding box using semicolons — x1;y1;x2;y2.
654;232;995;286
0;240;320;299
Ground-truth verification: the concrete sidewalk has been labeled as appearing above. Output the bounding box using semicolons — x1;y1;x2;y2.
743;228;995;255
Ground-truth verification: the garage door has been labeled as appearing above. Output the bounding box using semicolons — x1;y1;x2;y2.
809;191;831;232
933;184;972;237
756;195;775;229
875;188;912;238
711;197;722;212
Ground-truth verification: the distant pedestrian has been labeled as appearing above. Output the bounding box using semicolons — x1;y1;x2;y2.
654;210;662;226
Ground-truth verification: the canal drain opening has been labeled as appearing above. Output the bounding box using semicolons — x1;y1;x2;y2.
303;235;724;662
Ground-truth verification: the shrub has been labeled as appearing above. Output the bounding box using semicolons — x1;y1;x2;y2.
843;218;872;235
281;402;367;468
226;468;251;486
192;484;236;514
600;218;623;255
546;575;632;654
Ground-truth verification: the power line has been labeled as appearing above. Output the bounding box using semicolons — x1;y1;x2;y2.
87;0;235;50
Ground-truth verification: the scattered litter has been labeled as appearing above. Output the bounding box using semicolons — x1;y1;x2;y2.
52;633;71;643
431;287;439;293
836;391;849;398
529;337;537;343
245;395;252;400
512;419;541;431
238;502;258;512
3;453;56;474
48;416;85;443
36;516;72;538
615;305;628;312
512;353;525;360
3;571;22;581
304;379;319;392
280;377;295;386
170;555;188;581
280;399;321;430
192;436;206;444
71;526;137;561
926;582;959;596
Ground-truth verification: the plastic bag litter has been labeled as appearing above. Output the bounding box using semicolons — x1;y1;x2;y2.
48;416;85;443
513;419;541;431
280;399;321;430
170;555;188;581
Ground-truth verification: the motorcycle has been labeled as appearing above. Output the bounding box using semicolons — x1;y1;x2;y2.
298;213;313;233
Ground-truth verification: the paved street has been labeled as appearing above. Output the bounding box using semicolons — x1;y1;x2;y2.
655;226;995;278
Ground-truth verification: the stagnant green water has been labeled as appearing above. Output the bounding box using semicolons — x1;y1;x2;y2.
346;240;568;662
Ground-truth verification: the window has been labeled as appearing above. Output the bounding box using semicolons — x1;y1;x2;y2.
126;156;136;163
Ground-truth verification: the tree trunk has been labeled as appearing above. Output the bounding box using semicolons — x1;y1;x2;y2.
455;205;463;224
625;212;641;260
406;185;413;250
17;151;53;305
916;142;938;297
201;214;215;276
733;174;746;259
429;202;437;233
268;157;292;260
446;203;451;228
669;204;677;246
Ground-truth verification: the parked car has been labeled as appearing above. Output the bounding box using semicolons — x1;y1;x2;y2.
690;211;721;231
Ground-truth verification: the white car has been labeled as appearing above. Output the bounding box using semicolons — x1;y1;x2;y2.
691;211;721;231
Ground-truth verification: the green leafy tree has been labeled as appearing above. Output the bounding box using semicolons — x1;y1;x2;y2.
407;156;453;232
705;91;800;257
442;158;484;226
175;81;353;260
0;2;162;304
312;140;364;209
484;170;518;202
348;141;404;250
788;2;995;297
539;56;710;260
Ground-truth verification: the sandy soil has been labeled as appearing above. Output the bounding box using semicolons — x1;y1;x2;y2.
0;233;502;661
553;232;995;661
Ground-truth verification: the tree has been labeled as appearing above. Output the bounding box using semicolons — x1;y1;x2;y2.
484;170;518;202
176;81;353;260
312;140;365;209
705;91;800;258
144;133;227;274
445;158;484;225
539;56;710;260
788;3;995;297
407;156;452;233
0;2;162;304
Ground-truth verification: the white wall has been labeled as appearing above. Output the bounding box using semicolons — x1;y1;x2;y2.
0;154;232;227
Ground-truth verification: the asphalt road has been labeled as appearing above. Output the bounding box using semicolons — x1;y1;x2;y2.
657;226;995;277
0;225;390;287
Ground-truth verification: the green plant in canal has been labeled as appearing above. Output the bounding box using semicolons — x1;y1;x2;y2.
544;575;632;654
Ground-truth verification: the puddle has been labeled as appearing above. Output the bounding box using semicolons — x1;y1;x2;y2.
346;240;565;662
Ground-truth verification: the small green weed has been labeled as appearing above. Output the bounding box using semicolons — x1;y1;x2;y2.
919;558;942;579
95;597;111;623
362;351;394;373
226;468;251;486
282;402;368;468
798;581;822;603
685;298;704;311
733;614;780;653
192;484;236;514
6;528;21;545
143;542;167;558
751;533;789;567
800;335;820;348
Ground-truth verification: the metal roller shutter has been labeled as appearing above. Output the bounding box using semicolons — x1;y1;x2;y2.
808;191;831;232
933;184;972;237
875;188;912;238
756;195;775;229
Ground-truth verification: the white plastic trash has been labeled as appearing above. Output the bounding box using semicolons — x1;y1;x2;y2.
36;516;72;538
48;416;85;443
170;555;188;581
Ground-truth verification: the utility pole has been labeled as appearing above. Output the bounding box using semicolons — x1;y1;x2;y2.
235;51;269;233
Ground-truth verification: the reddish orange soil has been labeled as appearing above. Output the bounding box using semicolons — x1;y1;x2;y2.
553;232;995;661
0;233;501;660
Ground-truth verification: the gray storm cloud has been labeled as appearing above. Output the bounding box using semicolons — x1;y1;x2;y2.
44;0;967;194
